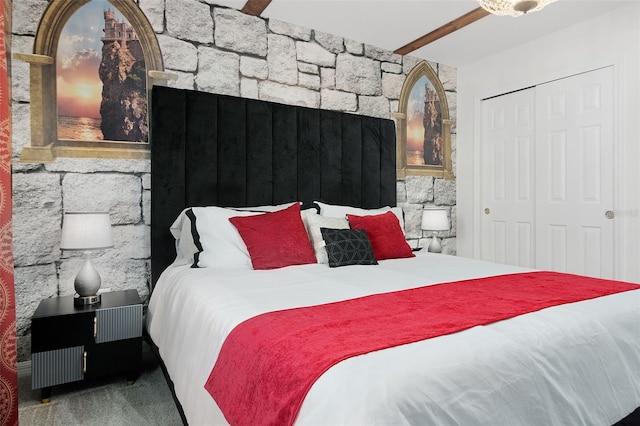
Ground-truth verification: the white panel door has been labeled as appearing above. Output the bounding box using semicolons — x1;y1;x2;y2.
481;88;535;267
535;67;614;278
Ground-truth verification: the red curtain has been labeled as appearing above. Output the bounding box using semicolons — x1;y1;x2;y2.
0;0;18;424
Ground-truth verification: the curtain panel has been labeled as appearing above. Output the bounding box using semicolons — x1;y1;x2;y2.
0;0;18;424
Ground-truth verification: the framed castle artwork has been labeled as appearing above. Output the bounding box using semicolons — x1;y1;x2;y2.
395;61;454;179
15;0;165;162
57;4;147;143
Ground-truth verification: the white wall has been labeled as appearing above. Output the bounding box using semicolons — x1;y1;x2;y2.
457;3;640;282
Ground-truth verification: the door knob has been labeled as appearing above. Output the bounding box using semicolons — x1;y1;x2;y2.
484;208;490;215
605;210;614;219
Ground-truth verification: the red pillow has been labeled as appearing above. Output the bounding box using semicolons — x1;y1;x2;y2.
346;211;415;260
229;203;316;270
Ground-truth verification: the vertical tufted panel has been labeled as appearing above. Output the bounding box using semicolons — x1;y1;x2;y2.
246;99;273;206
185;90;218;207
272;103;298;204
150;87;186;284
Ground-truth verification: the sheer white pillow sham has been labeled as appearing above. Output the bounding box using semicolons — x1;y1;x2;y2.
314;201;405;234
301;209;349;264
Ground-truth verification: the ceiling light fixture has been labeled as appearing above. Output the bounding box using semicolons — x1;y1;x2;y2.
477;0;557;17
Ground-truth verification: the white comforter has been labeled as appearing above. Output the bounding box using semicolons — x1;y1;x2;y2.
146;253;640;425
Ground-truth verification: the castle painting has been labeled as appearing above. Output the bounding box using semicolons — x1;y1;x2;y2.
405;75;443;166
56;0;147;143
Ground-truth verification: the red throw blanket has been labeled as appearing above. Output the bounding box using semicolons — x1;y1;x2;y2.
205;271;638;426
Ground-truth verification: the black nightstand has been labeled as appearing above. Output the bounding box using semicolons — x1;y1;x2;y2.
31;289;143;403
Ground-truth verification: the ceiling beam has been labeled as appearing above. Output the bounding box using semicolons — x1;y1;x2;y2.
241;0;272;16
394;7;490;56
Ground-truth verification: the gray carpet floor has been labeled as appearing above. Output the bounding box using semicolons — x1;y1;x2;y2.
18;345;184;426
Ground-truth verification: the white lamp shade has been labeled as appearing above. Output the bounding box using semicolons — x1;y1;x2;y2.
60;212;113;251
421;209;449;232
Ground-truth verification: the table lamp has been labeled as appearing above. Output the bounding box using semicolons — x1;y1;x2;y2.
421;208;449;253
60;212;113;306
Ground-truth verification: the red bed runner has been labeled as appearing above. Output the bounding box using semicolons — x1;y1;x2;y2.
205;271;638;426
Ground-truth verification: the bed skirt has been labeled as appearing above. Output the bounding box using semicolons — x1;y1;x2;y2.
615;407;640;425
143;329;188;426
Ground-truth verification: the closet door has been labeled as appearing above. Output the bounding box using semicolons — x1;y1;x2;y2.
535;67;614;278
481;67;614;278
481;88;536;267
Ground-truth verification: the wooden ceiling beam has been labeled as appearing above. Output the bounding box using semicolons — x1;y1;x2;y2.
241;0;272;16
394;7;490;56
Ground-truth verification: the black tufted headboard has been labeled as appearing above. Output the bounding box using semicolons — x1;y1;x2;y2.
150;86;397;285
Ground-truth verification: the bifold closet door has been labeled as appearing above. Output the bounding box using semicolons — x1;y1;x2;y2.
535;67;614;278
481;67;614;278
481;88;536;268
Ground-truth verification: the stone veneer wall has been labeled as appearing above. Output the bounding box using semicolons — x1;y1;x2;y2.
10;0;457;362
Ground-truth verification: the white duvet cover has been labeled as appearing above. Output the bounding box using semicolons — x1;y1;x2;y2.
146;253;640;425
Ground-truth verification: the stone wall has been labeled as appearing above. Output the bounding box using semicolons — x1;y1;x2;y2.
10;0;457;361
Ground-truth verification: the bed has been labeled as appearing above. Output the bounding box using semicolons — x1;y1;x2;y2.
147;86;640;425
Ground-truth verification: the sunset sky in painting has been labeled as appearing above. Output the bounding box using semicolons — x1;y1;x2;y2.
406;75;431;153
56;0;126;119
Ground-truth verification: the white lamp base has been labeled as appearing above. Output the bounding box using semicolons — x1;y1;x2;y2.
73;252;102;306
428;235;442;253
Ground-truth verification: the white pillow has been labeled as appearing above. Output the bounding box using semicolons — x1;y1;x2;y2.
189;206;262;269
170;209;198;266
301;210;349;264
315;201;405;235
170;203;299;267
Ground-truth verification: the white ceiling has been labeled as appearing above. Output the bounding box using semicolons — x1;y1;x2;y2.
212;0;635;67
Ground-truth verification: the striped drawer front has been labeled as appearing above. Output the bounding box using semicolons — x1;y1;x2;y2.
96;304;142;344
32;346;83;389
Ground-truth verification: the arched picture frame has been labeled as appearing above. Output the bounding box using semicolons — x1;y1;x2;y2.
396;61;454;179
15;0;165;162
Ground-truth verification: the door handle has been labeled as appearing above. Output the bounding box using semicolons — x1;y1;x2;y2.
605;210;614;219
484;208;490;215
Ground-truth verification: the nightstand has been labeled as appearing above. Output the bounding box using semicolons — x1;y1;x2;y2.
31;289;143;403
